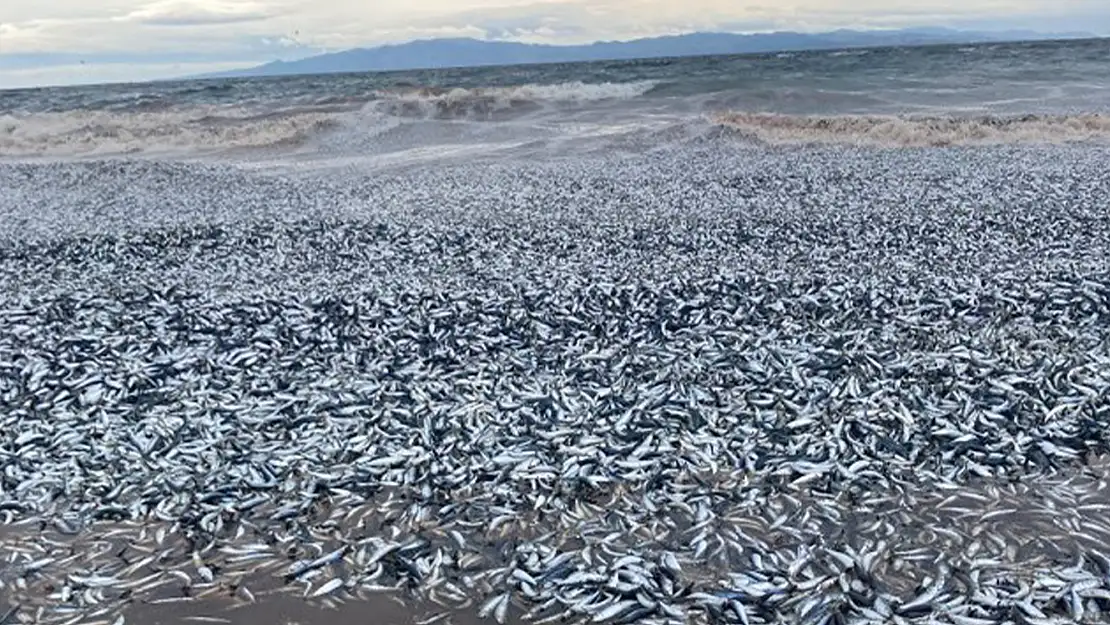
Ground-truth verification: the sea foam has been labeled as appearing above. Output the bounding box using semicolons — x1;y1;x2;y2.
0;81;659;157
367;80;660;120
711;111;1110;147
0;108;341;157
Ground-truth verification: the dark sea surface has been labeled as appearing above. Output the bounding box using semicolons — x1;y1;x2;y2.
2;38;1110;161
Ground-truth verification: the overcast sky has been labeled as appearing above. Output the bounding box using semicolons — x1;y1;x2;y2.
1;0;1107;88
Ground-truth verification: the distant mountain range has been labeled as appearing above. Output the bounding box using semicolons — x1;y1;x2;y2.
194;28;1096;80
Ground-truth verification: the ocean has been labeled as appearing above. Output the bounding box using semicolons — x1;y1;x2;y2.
2;37;1110;164
2;37;1110;625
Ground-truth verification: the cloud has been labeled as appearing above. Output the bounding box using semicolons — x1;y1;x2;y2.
0;51;234;70
0;60;249;90
1;0;1108;87
122;0;275;26
400;0;1018;44
0;1;135;23
431;0;1105;43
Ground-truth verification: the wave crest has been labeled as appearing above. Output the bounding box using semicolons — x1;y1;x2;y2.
368;80;659;120
0;108;341;157
710;112;1110;147
0;80;659;157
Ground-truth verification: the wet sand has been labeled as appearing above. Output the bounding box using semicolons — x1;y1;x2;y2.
3;458;1109;624
123;594;506;625
0;599;508;625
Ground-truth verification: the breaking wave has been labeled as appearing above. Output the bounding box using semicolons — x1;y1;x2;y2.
711;112;1110;147
0;80;659;157
367;80;660;120
0;108;343;157
6;97;1109;159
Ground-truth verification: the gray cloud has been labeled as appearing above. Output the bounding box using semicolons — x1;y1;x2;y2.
460;9;589;41
135;13;269;25
427;0;1110;40
0;59;248;88
2;0;1109;87
123;1;275;27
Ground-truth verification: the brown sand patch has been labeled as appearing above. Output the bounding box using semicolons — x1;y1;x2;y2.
122;593;514;625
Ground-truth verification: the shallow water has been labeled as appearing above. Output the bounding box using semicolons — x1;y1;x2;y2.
2;38;1110;161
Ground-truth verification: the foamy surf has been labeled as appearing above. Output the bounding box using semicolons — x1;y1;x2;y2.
0;80;662;157
0;108;343;157
368;80;660;120
711;111;1110;147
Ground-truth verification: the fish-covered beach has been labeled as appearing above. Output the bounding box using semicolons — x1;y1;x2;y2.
2;38;1110;625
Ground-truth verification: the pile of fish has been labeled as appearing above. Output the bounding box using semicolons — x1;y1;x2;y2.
1;144;1110;625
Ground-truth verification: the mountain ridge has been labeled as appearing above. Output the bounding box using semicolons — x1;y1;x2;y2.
193;28;1097;80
